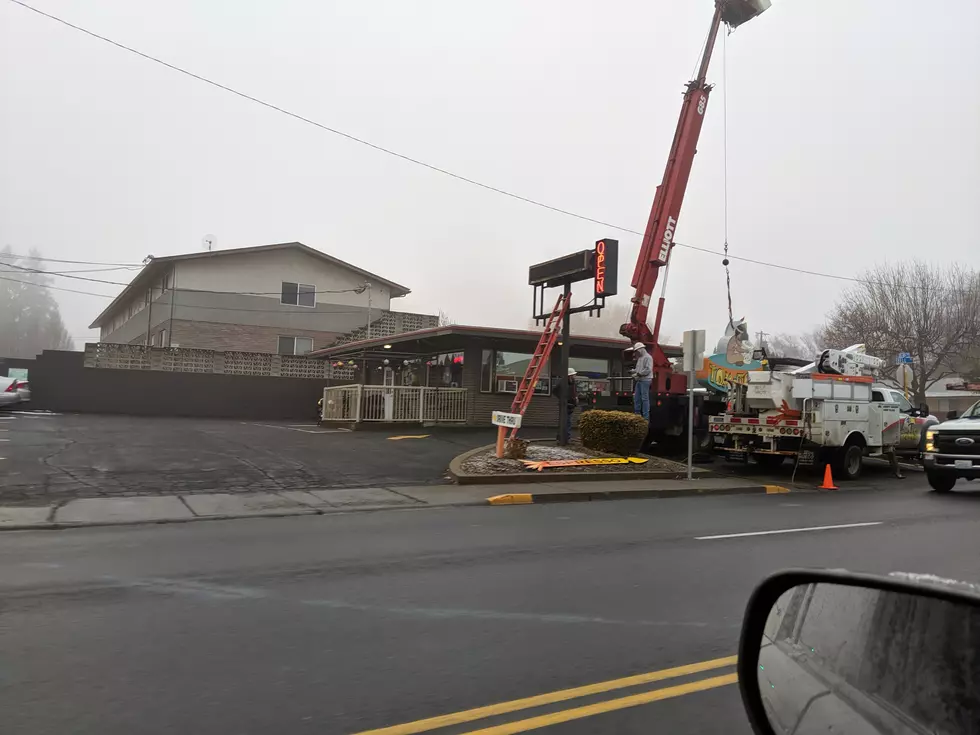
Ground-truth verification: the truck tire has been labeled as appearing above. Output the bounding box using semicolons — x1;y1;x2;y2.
926;471;956;493
833;444;864;481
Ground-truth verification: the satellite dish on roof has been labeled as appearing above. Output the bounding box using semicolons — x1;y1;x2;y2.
202;234;217;252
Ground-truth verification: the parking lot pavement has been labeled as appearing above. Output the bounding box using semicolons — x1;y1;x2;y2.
0;413;519;506
0;411;923;508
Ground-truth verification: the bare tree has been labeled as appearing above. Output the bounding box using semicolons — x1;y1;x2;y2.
821;262;980;405
0;247;74;358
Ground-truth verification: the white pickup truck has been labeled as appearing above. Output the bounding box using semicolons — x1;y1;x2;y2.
922;400;980;492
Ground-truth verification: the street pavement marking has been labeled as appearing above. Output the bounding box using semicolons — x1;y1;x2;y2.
459;673;739;734
241;422;349;434
696;521;883;541
388;435;430;440
352;655;737;734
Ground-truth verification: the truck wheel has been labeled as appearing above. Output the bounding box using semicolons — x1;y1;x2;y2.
755;454;786;468
926;471;956;493
833;444;864;481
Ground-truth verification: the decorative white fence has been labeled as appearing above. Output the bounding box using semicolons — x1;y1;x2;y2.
84;343;355;380
322;385;467;424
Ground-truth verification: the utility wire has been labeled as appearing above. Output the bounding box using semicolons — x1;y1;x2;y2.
0;264;140;274
0;261;372;296
0;274;377;315
722;28;734;327
0;252;142;267
5;0;971;295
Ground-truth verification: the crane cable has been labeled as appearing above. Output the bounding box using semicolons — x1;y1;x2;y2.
722;26;734;329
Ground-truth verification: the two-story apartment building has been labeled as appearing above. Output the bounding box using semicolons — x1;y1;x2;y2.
89;242;437;353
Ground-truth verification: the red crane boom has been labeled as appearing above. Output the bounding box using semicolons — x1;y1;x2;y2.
620;1;769;382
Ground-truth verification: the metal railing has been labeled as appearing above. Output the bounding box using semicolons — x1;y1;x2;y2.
320;385;363;422
321;385;468;424
423;388;467;423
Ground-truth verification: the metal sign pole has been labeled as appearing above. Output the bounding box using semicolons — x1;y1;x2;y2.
557;281;572;446
682;329;705;481
687;368;695;480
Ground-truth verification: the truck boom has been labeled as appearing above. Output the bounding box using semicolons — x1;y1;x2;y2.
620;0;771;370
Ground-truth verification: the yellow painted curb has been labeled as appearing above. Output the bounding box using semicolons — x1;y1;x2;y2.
486;494;534;505
764;485;791;494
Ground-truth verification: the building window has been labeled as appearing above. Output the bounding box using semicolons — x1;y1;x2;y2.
481;349;494;392
159;329;168;347
162;271;172;293
569;357;612;396
480;349;550;395
278;336;314;355
281;282;316;307
427;352;464;388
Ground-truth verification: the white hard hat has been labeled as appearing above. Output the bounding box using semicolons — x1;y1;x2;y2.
631;342;646;351
568;368;577;376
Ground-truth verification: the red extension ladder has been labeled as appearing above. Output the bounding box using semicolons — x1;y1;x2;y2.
507;293;569;438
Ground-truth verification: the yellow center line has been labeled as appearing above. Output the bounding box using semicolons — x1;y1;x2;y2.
458;673;739;734
352;655;737;735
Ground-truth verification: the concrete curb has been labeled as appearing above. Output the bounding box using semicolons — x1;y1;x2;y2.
487;484;791;505
449;444;714;485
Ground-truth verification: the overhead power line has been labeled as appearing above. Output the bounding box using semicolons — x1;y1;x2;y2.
0;264;141;274
6;0;920;290
9;0;976;300
0;261;373;296
0;252;142;267
0;274;379;315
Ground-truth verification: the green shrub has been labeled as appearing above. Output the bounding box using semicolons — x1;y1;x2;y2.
578;410;648;456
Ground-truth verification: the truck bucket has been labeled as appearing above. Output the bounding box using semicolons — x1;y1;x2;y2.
719;0;772;28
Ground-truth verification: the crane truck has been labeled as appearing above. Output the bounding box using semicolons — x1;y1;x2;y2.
708;345;911;481
617;0;772;451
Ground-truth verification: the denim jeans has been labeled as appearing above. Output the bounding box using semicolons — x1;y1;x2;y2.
561;404;575;443
634;379;652;421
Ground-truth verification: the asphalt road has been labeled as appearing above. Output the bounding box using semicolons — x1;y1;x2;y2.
3;476;980;734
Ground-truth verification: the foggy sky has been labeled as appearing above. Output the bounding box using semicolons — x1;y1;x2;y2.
2;0;978;349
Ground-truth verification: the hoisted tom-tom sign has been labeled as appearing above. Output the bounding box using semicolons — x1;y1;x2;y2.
521;457;649;472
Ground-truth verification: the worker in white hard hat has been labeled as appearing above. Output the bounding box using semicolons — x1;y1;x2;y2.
557;367;579;444
628;342;653;421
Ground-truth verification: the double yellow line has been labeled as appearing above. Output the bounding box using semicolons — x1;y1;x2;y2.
354;655;738;734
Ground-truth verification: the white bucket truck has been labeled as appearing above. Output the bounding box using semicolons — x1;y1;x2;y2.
709;345;905;480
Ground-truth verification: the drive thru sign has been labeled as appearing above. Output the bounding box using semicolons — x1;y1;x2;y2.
491;411;522;429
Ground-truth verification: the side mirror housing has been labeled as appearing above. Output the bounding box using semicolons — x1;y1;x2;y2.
918;403;930;417
738;569;980;735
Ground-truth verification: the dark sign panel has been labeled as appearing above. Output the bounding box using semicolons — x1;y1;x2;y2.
528;250;594;287
594;238;618;297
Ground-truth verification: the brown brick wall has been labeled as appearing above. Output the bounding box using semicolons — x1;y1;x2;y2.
169;320;343;353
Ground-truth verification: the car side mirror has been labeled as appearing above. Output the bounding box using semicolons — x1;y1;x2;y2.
918;403;929;417
947;410;960;420
738;569;980;735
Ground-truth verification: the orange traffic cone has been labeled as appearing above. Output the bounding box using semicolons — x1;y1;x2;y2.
819;464;838;491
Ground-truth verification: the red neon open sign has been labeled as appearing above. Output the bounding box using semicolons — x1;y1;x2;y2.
594;239;619;298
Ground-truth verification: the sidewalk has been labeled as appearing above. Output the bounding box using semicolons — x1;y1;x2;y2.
0;477;789;531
